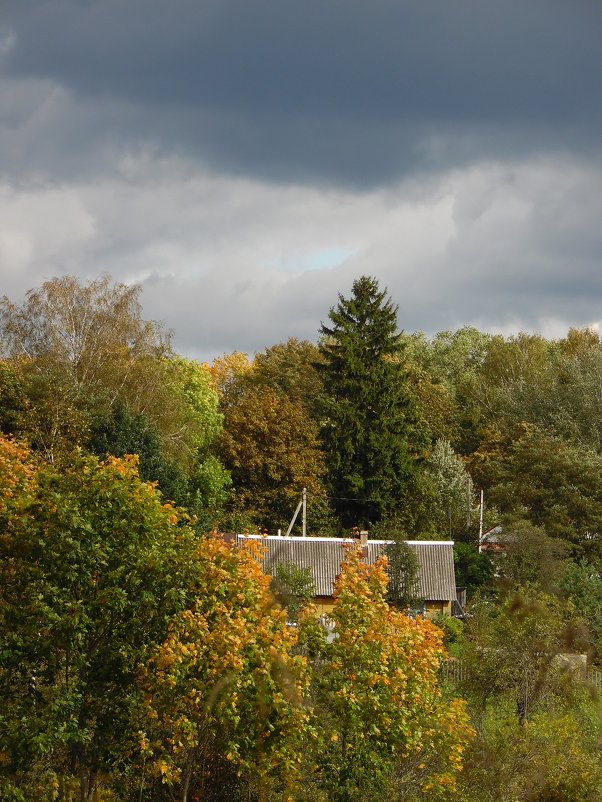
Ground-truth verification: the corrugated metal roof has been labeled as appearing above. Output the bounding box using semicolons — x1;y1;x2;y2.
236;535;456;602
367;541;456;601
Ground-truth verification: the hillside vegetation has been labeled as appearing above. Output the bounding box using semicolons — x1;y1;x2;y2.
2;274;602;800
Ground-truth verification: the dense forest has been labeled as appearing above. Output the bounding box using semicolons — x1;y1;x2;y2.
2;274;602;801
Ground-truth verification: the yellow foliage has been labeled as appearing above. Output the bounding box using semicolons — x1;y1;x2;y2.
0;436;36;514
319;543;474;799
141;534;310;798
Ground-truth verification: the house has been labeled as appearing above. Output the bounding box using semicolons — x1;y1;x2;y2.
479;525;504;554
236;534;457;617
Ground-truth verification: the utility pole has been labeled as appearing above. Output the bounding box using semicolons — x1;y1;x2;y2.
478;489;484;552
285;488;308;537
466;476;472;529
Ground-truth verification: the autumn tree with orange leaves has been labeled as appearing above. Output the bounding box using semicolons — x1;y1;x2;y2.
140;536;311;802
210;352;330;532
307;544;474;802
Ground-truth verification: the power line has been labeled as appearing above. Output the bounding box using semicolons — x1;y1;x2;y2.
326;495;380;502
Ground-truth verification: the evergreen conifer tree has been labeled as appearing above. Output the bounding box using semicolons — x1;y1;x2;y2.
319;276;417;527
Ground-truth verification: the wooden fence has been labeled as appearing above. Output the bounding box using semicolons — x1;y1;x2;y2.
587;667;602;691
442;659;602;691
442;658;469;683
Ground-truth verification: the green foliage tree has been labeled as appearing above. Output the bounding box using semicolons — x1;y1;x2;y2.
89;359;231;525
404;327;493;391
0;275;171;463
426;440;472;535
0;437;201;801
402;326;493;454
160;356;224;467
370;472;439;538
89;399;191;505
384;538;422;611
252;338;324;417
372;440;474;540
453;542;493;597
560;559;602;660
147;356;231;526
431;613;465;658
270;562;316;623
551;328;602;453
495;518;569;592
319;276;419;527
474;328;602;455
470;423;602;558
0;362;26;436
462;587;586;727
475;332;554;422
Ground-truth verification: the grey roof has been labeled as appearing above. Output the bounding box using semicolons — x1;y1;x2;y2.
236;535;456;602
368;541;457;601
481;525;503;544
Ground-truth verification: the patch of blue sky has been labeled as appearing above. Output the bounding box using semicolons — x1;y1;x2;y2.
276;248;352;272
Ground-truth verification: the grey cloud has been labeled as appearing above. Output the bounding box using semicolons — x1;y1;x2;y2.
134;158;602;359
1;154;601;362
386;161;602;333
3;1;602;186
8;1;601;119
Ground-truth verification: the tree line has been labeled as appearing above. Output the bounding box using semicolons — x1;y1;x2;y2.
3;274;602;800
4;274;602;563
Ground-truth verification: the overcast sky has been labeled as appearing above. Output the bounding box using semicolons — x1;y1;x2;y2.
1;0;601;361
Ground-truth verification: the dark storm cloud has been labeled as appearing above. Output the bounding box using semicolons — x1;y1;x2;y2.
1;2;601;361
3;0;602;186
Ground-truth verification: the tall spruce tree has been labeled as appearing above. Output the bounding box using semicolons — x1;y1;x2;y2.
319;276;417;527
